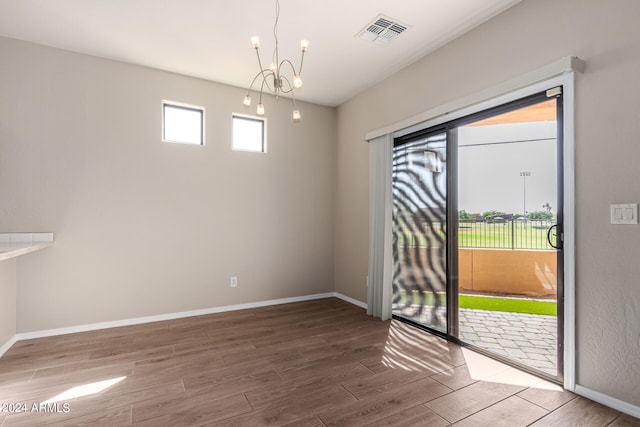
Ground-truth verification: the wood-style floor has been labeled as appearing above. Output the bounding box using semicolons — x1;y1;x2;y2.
0;298;638;426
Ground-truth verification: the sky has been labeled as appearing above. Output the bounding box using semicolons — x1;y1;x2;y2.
457;121;557;215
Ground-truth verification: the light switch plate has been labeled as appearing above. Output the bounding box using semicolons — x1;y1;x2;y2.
610;203;638;224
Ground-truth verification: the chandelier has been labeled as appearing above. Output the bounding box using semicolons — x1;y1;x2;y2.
242;0;309;122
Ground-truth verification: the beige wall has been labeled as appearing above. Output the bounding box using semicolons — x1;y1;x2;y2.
335;0;640;407
0;37;336;332
0;260;17;348
459;249;557;296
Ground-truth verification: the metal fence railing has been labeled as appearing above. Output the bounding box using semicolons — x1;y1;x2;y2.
458;220;554;250
396;220;555;250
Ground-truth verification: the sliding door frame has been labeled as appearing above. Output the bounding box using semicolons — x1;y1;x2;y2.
446;128;459;339
391;73;576;390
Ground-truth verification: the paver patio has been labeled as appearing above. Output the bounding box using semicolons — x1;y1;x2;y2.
459;308;557;376
393;304;558;377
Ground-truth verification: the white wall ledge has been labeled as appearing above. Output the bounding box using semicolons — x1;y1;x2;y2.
0;233;54;261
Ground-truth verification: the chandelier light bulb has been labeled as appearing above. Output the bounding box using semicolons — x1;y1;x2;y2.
300;39;309;52
251;36;260;49
257;103;265;116
242;95;251;107
269;63;278;73
292;109;301;122
293;75;303;88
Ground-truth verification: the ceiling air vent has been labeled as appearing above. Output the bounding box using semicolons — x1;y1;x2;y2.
356;14;409;45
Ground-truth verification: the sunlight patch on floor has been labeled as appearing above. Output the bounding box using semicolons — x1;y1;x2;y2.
381;321;455;373
43;376;127;404
462;347;561;391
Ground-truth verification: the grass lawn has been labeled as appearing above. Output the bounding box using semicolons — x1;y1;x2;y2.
460;294;556;316
397;291;557;316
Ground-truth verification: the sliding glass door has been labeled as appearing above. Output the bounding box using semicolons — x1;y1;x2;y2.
391;89;564;382
391;130;448;333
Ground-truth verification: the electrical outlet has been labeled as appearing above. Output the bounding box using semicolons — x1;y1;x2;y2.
230;276;238;288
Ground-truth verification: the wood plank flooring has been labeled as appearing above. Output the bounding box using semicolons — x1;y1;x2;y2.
0;298;637;426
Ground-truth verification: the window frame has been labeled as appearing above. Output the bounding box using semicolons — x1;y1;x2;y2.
231;113;267;153
162;100;205;146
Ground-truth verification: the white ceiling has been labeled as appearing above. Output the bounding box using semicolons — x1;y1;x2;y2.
0;0;521;107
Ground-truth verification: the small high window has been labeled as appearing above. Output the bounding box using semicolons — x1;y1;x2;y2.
162;101;204;145
232;114;266;153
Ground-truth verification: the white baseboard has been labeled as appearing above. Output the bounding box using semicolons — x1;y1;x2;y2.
10;292;368;344
0;335;17;358
574;385;640;419
334;292;367;309
15;292;335;341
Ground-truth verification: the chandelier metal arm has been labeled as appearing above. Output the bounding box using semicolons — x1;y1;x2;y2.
279;59;298;77
253;47;268;82
259;77;268;103
298;51;306;75
246;69;275;96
